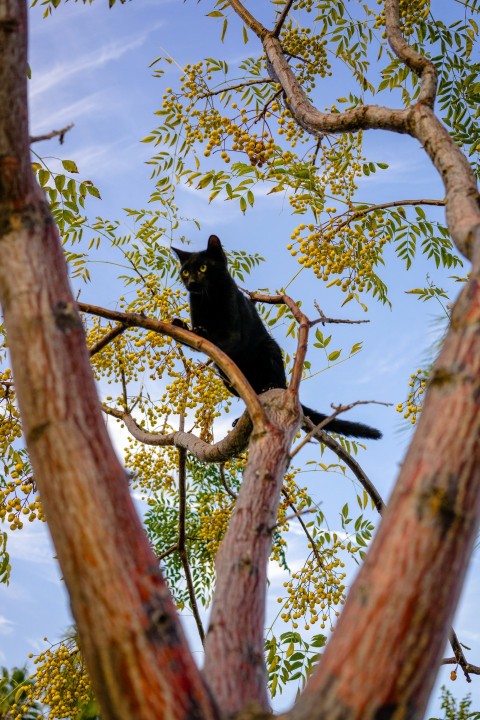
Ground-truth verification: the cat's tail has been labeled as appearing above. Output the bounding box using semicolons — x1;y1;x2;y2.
301;404;382;440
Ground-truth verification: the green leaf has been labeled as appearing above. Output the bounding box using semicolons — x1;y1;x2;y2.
327;349;341;362
62;159;79;173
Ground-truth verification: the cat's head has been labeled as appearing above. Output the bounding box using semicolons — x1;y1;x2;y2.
172;235;228;293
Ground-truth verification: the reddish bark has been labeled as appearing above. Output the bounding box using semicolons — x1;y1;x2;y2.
0;3;218;718
288;246;480;719
203;391;301;715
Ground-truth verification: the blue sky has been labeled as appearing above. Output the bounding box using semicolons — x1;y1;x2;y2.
1;0;479;715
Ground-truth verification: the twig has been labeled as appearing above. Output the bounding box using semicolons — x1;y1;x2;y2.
88;323;127;357
292;400;392;460
197;77;272;100
306;421;386;514
331;198;445;235
219;464;238;500
273;0;295;37
448;628;475;682
177;405;205;644
281;489;325;570
312;301;370;326
157;544;178;562
243;290;370;325
440;656;480;675
29;123;74;144
277;504;315;527
281;294;309;396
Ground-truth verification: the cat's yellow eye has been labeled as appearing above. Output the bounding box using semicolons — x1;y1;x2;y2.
199;264;207;272
182;269;190;277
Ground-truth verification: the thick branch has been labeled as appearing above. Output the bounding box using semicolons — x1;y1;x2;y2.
410;106;480;260
103;403;252;462
264;34;410;136
384;0;437;106
227;0;268;38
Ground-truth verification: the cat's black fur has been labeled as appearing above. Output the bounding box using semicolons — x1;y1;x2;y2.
172;235;381;440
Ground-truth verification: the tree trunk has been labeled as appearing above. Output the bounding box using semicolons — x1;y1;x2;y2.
0;3;219;718
288;243;480;719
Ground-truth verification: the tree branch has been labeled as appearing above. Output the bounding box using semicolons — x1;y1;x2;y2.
243;288;369;325
448;627;474;683
78;301;267;432
88;323;127;357
219;464;238;500
273;0;295;37
330;198;445;235
29;123;74;145
281;294;309;396
282;488;324;569
384;0;437;106
306;421;386;515
227;0;480;259
293;400;391;460
203;389;301;715
309;424;479;686
227;0;269;38
177;404;205;644
440;657;480;675
197;77;272;100
102;403;252;462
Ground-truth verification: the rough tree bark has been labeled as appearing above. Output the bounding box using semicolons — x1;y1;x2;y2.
1;1;479;720
0;3;220;719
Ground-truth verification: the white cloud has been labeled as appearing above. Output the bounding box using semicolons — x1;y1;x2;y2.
0;615;14;636
6;527;55;567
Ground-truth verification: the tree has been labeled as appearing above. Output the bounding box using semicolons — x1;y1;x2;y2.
0;0;479;719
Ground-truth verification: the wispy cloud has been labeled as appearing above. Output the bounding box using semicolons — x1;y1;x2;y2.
30;91;109;134
0;615;14;636
30;30;159;100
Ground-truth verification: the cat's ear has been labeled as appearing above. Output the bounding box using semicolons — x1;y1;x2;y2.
207;234;227;262
172;246;190;264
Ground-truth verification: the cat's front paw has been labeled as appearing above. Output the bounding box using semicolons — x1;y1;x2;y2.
172;318;189;330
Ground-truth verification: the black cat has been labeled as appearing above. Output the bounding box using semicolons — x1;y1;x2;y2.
172;235;381;440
